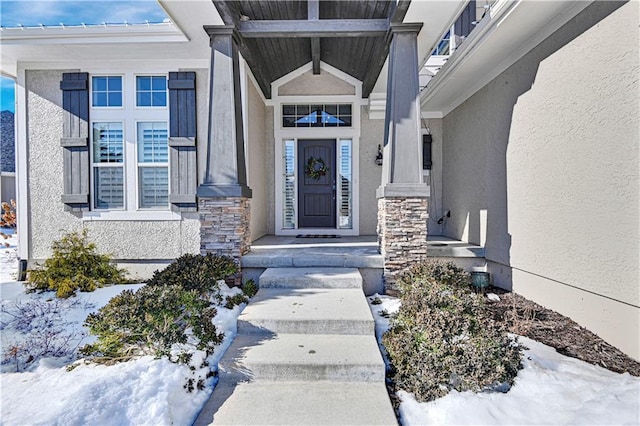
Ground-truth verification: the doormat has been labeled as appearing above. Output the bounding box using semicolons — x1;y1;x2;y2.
296;234;342;239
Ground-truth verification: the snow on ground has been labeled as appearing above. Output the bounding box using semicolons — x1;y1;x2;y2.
0;237;246;426
367;293;640;426
0;231;18;283
2;233;639;426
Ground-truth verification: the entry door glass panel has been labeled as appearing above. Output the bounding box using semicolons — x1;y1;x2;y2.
298;140;336;228
338;139;352;229
283;140;296;229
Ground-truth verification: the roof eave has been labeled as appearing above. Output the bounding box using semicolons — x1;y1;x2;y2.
0;22;188;45
420;0;593;117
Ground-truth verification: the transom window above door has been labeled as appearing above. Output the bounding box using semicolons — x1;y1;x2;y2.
282;104;352;128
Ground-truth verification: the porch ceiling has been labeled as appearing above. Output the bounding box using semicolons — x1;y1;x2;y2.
213;0;408;98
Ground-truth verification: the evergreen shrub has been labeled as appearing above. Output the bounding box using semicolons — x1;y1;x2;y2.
26;230;128;298
383;261;523;402
80;254;239;364
241;279;258;298
146;253;238;294
81;284;224;362
222;278;259;309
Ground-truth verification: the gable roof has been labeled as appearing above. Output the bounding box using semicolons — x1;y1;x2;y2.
213;0;401;98
0;0;468;100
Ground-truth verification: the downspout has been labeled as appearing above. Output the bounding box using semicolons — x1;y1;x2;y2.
15;67;29;279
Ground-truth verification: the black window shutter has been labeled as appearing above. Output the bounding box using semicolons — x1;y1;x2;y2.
423;134;432;170
168;71;197;212
60;72;90;212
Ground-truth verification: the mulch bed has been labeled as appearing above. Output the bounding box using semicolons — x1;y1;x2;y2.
485;287;640;377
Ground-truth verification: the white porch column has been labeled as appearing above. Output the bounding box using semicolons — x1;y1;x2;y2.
199;25;252;260
377;23;429;294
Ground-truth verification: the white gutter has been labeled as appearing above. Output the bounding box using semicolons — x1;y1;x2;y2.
0;22;188;44
421;0;593;117
420;0;520;112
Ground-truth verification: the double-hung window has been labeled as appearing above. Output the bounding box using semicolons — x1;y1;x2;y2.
92;122;125;209
137;122;169;208
90;74;169;211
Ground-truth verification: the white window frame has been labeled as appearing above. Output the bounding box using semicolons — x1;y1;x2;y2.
85;71;178;221
134;74;168;109
91;120;126;211
91;74;125;109
135;120;170;210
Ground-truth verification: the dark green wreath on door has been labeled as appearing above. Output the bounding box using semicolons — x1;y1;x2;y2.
305;156;330;180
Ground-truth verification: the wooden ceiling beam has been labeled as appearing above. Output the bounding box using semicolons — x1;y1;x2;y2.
390;0;412;23
212;1;239;25
311;38;321;74
308;0;321;74
238;19;389;38
308;0;319;20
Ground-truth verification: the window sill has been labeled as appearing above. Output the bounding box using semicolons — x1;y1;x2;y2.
82;210;182;222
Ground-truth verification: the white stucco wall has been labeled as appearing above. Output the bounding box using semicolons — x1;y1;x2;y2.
278;70;356;96
359;106;384;235
425;118;443;235
25;69;201;274
265;106;275;234
246;78;268;240
440;2;639;359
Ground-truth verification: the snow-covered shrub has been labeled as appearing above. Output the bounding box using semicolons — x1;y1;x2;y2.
1;298;90;371
224;293;248;309
383;261;523;402
26;230;129;298
81;284;224;363
146;253;238;295
81;254;241;364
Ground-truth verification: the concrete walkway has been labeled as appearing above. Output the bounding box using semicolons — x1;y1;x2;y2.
194;267;397;426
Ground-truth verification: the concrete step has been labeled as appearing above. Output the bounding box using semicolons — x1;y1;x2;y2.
194;380;397;426
241;245;384;269
238;288;375;335
219;333;385;382
259;267;363;289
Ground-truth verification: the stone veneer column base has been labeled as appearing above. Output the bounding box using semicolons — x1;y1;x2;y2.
377;197;428;295
199;197;251;261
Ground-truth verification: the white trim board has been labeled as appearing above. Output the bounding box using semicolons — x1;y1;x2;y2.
15;68;29;260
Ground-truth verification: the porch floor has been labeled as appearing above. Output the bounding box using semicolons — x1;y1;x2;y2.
242;235;382;268
241;235;484;269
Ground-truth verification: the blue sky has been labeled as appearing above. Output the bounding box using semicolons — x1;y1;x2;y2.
1;79;15;112
0;1;168;112
0;0;168;28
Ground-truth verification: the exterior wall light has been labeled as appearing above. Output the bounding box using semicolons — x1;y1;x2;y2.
375;144;383;166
